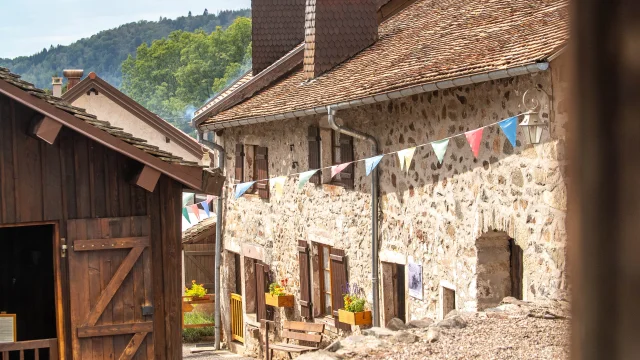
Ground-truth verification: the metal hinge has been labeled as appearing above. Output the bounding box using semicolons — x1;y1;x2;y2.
61;238;67;258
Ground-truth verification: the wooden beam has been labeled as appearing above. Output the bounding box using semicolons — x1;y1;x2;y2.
119;332;148;360
77;322;153;338
30;115;62;144
132;165;161;192
73;236;149;251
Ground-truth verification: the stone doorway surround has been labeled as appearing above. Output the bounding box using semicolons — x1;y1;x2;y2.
379;250;407;326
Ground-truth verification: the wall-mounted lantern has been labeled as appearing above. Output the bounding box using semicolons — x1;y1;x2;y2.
520;88;550;144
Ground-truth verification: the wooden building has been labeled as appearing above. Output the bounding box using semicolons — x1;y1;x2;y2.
0;67;209;360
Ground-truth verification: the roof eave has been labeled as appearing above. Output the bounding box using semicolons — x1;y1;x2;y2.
200;61;551;131
0;78;204;190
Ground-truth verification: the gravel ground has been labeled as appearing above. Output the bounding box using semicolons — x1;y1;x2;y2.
349;316;570;360
182;345;255;360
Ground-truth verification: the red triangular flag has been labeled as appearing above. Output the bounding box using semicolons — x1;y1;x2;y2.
190;204;201;221
465;128;484;158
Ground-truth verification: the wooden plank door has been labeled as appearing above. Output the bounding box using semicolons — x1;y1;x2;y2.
183;243;215;293
68;217;154;360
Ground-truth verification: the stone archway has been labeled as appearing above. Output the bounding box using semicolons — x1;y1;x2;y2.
476;231;522;310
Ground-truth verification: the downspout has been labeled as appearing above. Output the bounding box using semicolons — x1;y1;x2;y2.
327;105;381;327
198;131;225;350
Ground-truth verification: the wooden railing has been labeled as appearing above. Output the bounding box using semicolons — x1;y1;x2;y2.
0;338;58;360
230;293;244;343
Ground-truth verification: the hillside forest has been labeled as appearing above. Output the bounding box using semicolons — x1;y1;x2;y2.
0;9;250;90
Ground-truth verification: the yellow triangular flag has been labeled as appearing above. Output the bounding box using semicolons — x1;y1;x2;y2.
269;176;287;196
397;147;417;173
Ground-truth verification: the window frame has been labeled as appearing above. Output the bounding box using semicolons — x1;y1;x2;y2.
317;243;333;316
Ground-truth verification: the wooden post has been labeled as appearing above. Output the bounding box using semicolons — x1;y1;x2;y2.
571;1;640;359
30;115;62;144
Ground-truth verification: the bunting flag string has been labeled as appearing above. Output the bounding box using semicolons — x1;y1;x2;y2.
270;176;287;196
190;204;201;221
201;201;210;217
235;181;256;199
182;208;191;224
230;112;529;198
499;116;518;147
331;163;351;178
431;139;449;164
397;147;416;173
298;170;319;190
365;155;384;176
465;128;484;158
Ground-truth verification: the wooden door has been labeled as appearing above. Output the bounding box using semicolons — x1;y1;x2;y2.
67;217;154;360
183;243;215;293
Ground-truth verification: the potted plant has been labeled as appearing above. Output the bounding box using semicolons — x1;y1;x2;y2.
338;283;372;326
185;280;210;301
265;279;294;307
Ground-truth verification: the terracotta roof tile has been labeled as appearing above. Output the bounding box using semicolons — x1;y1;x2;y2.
204;0;569;125
0;67;201;167
182;217;216;244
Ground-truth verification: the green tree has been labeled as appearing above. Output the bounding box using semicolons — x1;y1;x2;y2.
121;17;252;135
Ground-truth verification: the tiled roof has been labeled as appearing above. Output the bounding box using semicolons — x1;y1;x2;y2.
193;71;254;118
203;0;569;125
0;67;201;167
182;217;216;244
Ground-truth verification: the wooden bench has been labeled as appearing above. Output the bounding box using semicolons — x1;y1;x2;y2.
268;320;325;359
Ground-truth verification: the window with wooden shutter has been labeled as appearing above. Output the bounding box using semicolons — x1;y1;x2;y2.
256;146;269;199
339;133;355;189
330;248;351;331
235;143;244;183
331;131;355;189
308;126;321;184
298;240;312;318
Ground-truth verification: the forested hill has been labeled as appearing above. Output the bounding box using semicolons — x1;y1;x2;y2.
0;9;251;89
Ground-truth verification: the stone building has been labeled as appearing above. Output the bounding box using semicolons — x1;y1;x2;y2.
192;0;570;356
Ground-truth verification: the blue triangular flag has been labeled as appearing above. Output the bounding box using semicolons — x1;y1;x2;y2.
200;201;210;217
499;116;518;147
235;181;256;199
365;155;384;176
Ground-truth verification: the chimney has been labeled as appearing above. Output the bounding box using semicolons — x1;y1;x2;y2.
63;69;84;90
52;77;63;97
304;0;378;80
252;0;307;75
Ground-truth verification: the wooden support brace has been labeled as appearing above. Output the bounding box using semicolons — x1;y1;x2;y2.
132;165;161;192
31;115;62;144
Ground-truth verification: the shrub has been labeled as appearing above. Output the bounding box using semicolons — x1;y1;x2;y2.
185;280;207;298
182;312;214;343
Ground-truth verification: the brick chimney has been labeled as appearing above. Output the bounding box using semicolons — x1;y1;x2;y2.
63;69;84;90
304;0;378;80
252;0;307;75
52;77;63;97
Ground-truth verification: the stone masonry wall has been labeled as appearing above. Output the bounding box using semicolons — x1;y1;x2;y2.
216;58;569;354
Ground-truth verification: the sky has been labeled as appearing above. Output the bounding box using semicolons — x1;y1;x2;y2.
0;0;251;59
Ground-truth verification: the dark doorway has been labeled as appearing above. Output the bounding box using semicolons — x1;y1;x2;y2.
382;262;406;325
509;239;524;300
0;225;57;360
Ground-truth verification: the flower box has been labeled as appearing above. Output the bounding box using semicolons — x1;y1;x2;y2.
338;309;372;326
265;293;294;308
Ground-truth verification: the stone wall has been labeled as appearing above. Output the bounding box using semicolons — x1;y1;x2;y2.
216;57;569;354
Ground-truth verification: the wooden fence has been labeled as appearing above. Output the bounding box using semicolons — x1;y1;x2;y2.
0;338;58;360
183;243;215;293
230;293;244;344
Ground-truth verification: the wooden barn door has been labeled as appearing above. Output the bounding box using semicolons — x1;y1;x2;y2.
67;217;154;360
183;243;215;293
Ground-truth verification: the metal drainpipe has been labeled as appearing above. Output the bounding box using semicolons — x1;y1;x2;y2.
198;131;225;350
327;105;381;327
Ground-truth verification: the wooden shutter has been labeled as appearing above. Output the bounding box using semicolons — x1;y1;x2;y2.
308;126;321;184
339;134;355;189
235;143;244;183
67;216;154;360
298;240;312;318
330;248;351;331
256;146;269;199
255;262;271;321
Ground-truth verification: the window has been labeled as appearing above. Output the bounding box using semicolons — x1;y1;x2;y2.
234;143;269;199
318;244;333;315
331;130;355;189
